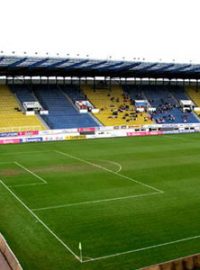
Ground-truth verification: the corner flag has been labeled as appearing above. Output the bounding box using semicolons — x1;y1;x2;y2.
79;242;83;262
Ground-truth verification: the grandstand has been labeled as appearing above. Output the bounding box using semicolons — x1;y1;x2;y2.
0;83;199;131
0;56;200;132
1;83;200;131
0;55;200;132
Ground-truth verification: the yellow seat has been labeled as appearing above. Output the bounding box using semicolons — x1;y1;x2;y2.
187;87;200;107
186;87;200;117
0;86;45;132
82;85;153;126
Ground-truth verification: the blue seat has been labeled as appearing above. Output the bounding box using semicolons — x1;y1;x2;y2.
123;85;199;124
34;85;99;129
11;85;36;103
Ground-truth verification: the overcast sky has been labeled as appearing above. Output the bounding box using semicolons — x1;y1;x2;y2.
1;0;200;63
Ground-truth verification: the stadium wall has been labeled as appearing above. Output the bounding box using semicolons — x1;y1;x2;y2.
142;253;200;270
0;233;22;270
0;123;199;145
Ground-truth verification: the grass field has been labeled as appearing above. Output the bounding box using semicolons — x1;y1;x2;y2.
1;134;200;270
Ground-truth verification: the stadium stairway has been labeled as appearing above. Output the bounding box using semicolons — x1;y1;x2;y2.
82;85;153;126
33;85;100;129
0;85;45;132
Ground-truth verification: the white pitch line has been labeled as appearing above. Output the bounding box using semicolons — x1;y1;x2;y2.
55;150;163;194
82;234;200;263
99;159;122;173
0;180;81;262
32;192;160;212
14;161;47;184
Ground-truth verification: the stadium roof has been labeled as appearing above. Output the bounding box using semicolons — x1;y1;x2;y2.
0;55;200;79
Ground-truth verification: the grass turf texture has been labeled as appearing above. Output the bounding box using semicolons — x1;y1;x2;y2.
1;134;200;269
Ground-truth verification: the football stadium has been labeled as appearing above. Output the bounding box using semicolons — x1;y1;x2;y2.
1;54;200;270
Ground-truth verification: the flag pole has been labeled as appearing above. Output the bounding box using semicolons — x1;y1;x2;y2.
79;242;82;263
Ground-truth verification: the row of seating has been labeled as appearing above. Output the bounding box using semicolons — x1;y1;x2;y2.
187;87;200;108
1;84;200;132
33;85;99;129
82;85;153;126
123;85;199;124
0;86;45;132
61;85;86;102
11;85;37;103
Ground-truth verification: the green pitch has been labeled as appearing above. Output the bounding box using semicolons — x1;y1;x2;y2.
1;133;200;270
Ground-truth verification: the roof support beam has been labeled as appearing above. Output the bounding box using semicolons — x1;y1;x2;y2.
114;62;141;72
64;60;89;70
8;58;27;68
97;62;124;71
47;59;70;68
84;61;108;69
28;58;49;68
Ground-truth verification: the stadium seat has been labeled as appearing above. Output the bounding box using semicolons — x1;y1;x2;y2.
33;85;100;129
186;87;200;107
0;85;45;132
124;85;199;124
82;85;153;126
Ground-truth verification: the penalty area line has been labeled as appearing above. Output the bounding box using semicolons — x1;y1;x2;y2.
0;180;81;262
14;161;47;184
32;191;161;212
